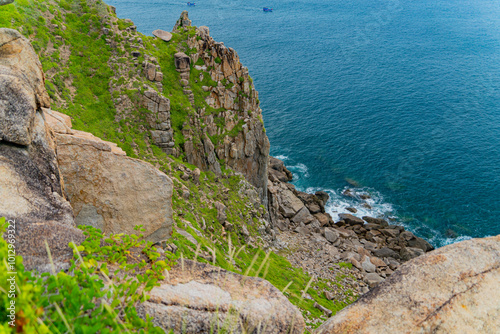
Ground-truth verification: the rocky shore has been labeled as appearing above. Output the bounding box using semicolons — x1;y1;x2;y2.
267;156;434;293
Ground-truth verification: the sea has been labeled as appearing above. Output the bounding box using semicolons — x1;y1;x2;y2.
106;0;500;247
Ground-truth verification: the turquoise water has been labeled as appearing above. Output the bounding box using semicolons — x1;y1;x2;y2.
107;0;500;246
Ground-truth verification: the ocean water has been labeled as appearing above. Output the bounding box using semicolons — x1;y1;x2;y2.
107;0;500;247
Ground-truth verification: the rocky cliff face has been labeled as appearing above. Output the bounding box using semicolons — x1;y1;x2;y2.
0;28;83;271
170;16;270;205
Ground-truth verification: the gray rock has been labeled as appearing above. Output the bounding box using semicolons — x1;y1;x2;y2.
214;202;227;224
138;260;305;333
361;256;376;273
324;227;339;244
362;216;389;227
373;247;400;259
363;272;385;288
152;29;172;42
0;0;14;6
291;206;315;224
400;246;424;261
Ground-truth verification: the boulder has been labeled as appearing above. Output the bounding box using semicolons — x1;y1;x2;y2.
174;52;191;70
137;260;305;333
362;216;389;227
152;29;172;42
54;123;173;243
314;235;500;334
278;189;305;218
0;28;83;271
408;236;434;252
0;0;15;5
338;213;364;226
291;206;315;225
373;247;399;259
324;227;339;244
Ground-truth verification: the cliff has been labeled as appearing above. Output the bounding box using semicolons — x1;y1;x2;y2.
0;1;498;333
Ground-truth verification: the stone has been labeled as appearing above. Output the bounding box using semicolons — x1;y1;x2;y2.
294;225;310;236
400;246;424;261
131;51;141;58
363;272;385;288
314;236;500;334
370;256;387;268
154;71;163;82
291;206;315;225
174;52;191;70
0;0;15;5
380;228;400;238
338;213;364;226
346;207;357;213
138;260;305;333
55;130;173;243
152;29;173;42
373;247;400;259
324;291;334;300
324;227;339;244
408;236;434;252
361;257;376;273
362;216;389;227
314;212;332;227
214;202;227;224
279;189;305;218
315;191;329;207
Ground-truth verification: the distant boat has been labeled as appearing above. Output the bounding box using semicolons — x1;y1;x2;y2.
187;2;195;6
263;7;273;12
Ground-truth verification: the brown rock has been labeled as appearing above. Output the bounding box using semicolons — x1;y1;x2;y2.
152;29;173;42
338;213;364;226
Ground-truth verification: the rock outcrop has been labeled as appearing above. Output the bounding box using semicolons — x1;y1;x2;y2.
0;0;14;7
0;28;83;271
178;19;270;205
48;110;174;243
138;260;305;333
152;29;172;42
314;235;500;333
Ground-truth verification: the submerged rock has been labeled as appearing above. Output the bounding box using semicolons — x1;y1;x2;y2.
314;235;500;333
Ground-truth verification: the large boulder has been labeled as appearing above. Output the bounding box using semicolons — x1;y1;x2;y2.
0;0;15;5
152;29;172;42
51;112;173;243
0;28;83;271
137;260;305;333
314;235;500;333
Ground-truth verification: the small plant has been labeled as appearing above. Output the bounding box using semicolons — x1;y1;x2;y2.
214;57;222;64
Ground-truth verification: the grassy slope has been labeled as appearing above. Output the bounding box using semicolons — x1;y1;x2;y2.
0;0;356;330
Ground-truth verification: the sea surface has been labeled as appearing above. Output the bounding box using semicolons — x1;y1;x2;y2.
107;0;500;247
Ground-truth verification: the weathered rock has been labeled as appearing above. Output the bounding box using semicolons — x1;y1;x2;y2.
172;10;192;30
373;247;400;259
361;257;376;273
214;202;227;224
278;188;305;218
338;213;364;226
315;235;500;334
400;246;424;261
0;29;83;271
363;272;384;288
174;52;191;70
0;0;15;5
55;127;173;243
138;260;305;333
324;227;339;244
408;236;434;252
291;206;314;225
362;216;389;227
152;29;172;42
0;28;50;145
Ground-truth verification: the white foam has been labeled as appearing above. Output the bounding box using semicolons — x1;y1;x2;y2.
274;154;289;161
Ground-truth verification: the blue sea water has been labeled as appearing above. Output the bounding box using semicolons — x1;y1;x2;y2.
107;0;500;247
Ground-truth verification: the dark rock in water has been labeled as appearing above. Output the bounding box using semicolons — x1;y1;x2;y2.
359;194;371;200
315;190;330;206
339;213;364;226
445;228;458;238
346;207;357;213
342;188;355;197
152;29;172;42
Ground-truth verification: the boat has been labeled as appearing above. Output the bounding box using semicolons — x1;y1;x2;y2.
187;2;195;6
263;7;273;12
